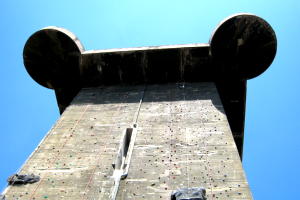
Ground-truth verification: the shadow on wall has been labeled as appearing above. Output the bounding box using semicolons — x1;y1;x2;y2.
70;82;225;115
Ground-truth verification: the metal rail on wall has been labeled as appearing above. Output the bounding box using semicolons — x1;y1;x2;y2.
110;85;146;200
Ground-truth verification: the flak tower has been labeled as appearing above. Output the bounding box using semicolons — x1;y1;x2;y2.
3;14;276;200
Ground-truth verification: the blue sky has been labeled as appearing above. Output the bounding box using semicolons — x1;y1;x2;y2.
0;0;299;199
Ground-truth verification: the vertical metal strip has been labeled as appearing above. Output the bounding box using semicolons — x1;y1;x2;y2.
132;85;147;125
110;85;146;200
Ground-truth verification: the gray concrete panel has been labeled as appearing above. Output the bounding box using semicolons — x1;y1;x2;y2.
4;83;251;199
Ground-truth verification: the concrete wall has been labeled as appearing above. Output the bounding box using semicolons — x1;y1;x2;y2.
4;83;252;199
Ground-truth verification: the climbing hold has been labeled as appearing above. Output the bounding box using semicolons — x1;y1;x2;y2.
171;187;206;200
7;174;40;185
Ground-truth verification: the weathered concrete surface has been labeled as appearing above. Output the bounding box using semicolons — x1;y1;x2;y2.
117;83;251;199
4;83;251;199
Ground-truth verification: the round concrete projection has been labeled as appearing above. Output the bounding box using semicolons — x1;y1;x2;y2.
210;14;277;79
23;27;84;89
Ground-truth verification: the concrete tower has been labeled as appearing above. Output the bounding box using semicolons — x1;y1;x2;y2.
3;14;276;199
